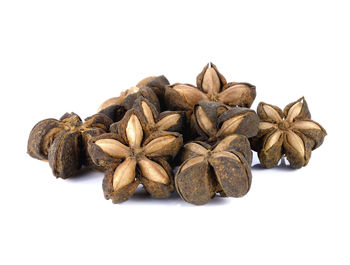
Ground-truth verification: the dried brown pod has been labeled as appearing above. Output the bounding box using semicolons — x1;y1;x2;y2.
137;75;170;110
192;101;259;143
164;62;256;114
251;97;327;169
88;110;183;203
175;134;252;205
110;97;184;138
27;113;113;178
97;79;161;122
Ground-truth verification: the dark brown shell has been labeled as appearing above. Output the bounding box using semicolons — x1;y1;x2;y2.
48;131;82;179
27;118;63;160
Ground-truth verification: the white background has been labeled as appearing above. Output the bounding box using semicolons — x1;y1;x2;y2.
0;1;349;264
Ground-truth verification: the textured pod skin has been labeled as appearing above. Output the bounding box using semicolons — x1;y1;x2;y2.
251;97;327;169
175;134;253;205
98;104;126;123
27;118;65;160
217;107;260;138
81;128;108;170
175;158;215;205
48;131;81;179
143;75;170;111
209;150;252;198
212;134;253;165
27;113;113;178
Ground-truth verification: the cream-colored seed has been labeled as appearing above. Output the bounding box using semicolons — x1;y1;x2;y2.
157;114;181;131
216;114;246;137
112;157;136;190
286;102;302;122
196;107;216;136
263;104;283;122
138;158;169;184
286;131;305;157
202;68;221;94
184;142;208;155
218;84;248;104
126;115;143;148
143;136;176;155
95;139;130;158
141;101;155;125
259;122;276;130
265;130;282;151
292;120;320;130
173;85;208;107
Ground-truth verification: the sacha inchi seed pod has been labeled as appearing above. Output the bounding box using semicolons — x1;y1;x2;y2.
165;62;256;115
88;109;183;203
27;112;113;178
250;97;327;168
175;134;253;205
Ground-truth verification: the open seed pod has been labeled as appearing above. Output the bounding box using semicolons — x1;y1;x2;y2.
88;109;183;203
27;112;113;178
196;62;256;107
175;134;252;205
192;101;259;143
251;97;327;168
165;62;256;115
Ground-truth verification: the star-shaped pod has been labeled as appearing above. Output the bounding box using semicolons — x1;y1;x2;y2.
27;113;113;178
192;101;259;143
251;97;327;168
175;134;252;205
88;110;183;203
110;97;184;138
165;62;256;115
